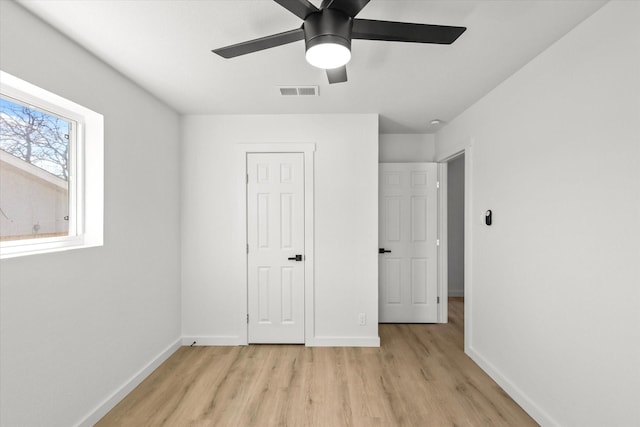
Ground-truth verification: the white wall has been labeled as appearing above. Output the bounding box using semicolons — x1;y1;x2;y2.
181;114;379;346
0;3;182;426
436;2;640;426
379;133;435;162
447;154;464;297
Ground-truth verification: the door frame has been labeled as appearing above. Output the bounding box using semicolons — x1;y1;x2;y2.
237;143;315;345
437;162;448;324
438;141;473;352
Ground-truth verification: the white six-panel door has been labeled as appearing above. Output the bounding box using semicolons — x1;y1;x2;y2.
247;153;305;343
379;163;439;323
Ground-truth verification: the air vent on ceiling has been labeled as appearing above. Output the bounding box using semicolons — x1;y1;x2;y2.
278;86;319;96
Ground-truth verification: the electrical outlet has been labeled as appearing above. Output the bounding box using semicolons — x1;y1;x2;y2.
358;313;366;326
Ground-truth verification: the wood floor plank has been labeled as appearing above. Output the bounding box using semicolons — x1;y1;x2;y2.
97;298;538;426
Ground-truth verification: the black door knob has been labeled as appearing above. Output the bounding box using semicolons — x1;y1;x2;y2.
379;248;391;254
288;254;303;261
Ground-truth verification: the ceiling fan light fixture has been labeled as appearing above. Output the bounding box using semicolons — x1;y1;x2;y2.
303;9;353;70
212;0;468;85
305;41;351;69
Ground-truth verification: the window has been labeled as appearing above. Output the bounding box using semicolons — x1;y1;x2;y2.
0;96;76;241
0;71;103;258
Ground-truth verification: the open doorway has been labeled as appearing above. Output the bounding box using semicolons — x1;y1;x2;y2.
446;153;465;332
447;154;465;298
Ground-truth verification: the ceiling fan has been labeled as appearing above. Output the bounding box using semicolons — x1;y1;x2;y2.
212;0;466;84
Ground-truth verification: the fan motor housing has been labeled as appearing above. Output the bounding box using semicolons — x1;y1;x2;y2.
304;8;353;51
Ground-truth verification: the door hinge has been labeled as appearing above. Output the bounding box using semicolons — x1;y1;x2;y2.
436;239;440;246
437;296;440;304
246;174;249;184
246;243;249;254
247;313;249;324
436;181;440;189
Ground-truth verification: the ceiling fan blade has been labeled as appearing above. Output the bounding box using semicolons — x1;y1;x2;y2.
326;66;348;84
352;19;466;44
321;0;370;18
212;28;304;59
273;0;319;20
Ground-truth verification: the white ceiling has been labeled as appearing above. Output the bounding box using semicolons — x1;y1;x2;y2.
18;0;606;133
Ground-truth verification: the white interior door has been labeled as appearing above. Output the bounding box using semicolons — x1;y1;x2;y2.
379;163;439;323
247;153;305;343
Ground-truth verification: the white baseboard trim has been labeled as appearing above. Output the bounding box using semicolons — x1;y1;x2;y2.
184;335;380;347
307;336;380;347
448;290;465;297
466;345;557;427
182;335;245;346
75;337;181;427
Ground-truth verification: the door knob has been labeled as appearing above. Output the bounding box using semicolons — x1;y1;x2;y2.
288;254;303;261
379;248;391;254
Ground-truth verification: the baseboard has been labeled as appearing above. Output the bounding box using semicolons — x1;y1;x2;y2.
448;290;465;297
182;335;245;346
75;337;181;427
184;335;379;347
466;345;557;427
307;336;380;347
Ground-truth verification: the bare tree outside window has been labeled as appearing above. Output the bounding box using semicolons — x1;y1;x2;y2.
0;97;70;180
0;96;72;241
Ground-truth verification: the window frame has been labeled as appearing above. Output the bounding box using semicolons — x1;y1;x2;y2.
0;71;103;259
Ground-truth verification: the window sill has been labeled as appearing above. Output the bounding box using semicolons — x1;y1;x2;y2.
0;233;102;259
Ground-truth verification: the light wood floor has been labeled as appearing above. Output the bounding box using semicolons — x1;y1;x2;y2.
97;298;537;426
